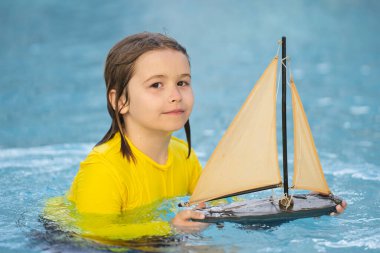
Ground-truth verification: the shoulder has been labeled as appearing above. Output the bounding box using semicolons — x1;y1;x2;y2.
78;133;128;178
69;135;126;203
92;133;122;157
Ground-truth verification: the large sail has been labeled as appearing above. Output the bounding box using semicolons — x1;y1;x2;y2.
290;78;330;195
189;57;282;205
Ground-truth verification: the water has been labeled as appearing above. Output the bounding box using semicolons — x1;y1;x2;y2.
1;0;379;252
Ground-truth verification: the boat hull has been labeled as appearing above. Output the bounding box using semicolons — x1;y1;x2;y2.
193;193;342;224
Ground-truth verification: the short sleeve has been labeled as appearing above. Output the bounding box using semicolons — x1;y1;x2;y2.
68;154;123;214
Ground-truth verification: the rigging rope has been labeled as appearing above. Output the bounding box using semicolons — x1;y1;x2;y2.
276;40;282;56
281;56;292;88
276;63;281;100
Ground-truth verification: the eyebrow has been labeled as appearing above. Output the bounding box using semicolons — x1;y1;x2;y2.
180;73;191;78
144;73;191;83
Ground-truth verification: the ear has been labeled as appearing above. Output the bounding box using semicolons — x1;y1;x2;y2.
109;89;129;114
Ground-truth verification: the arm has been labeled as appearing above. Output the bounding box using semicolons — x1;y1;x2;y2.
66;156;174;239
171;150;209;233
69;157;122;214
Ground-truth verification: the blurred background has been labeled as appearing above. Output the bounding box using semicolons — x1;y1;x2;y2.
0;0;379;252
1;0;379;159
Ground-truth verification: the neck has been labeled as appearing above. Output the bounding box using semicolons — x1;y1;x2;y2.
124;123;172;165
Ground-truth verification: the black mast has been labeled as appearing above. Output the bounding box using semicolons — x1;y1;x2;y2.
281;36;289;197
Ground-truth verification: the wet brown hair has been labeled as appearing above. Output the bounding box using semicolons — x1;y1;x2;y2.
96;32;192;162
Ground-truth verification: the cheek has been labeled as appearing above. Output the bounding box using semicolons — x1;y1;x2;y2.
129;92;161;115
185;89;194;109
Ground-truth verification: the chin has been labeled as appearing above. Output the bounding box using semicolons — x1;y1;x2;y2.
160;123;186;133
167;125;185;132
154;117;189;133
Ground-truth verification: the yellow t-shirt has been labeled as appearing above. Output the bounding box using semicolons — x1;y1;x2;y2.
44;133;202;241
67;132;202;214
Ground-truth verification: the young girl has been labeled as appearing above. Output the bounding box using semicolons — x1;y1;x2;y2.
66;32;207;234
47;32;345;241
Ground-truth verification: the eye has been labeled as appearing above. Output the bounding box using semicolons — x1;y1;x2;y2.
177;81;190;87
150;82;163;88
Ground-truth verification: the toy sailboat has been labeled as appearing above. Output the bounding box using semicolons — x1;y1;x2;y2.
186;37;342;224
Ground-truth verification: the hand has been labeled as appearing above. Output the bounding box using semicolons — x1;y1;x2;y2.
331;200;347;216
171;203;209;233
311;192;347;216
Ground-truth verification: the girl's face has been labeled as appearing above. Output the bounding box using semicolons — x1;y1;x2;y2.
124;49;194;135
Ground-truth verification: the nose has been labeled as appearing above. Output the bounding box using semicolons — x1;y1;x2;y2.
168;86;182;103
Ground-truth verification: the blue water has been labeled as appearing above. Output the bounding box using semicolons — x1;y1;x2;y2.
1;0;379;252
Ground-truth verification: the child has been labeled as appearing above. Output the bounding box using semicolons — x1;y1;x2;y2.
66;32;207;235
46;32;346;241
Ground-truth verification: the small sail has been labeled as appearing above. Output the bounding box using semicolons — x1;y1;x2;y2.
291;78;330;195
189;57;282;205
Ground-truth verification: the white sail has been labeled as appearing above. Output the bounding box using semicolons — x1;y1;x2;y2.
291;78;330;195
189;57;282;205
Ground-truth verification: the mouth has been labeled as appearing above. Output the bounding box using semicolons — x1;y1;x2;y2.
162;109;185;115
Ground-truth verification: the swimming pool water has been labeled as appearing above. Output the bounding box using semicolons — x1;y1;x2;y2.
1;0;379;252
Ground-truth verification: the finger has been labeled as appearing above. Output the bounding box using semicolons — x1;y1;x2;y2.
182;221;209;232
178;210;205;220
336;204;344;213
183;210;196;219
196;202;206;209
341;200;347;209
175;222;210;233
184;217;210;228
190;211;205;220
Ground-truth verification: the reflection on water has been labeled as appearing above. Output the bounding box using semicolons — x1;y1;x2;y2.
35;218;184;253
43;196;176;241
36;196;219;252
